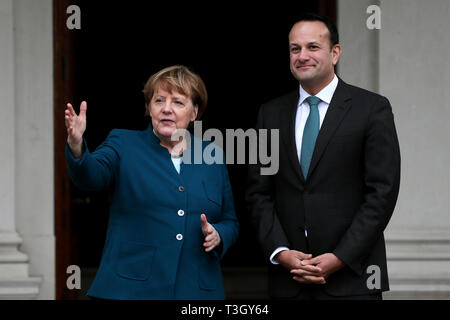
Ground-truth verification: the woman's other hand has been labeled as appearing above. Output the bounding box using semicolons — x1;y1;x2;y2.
200;213;221;252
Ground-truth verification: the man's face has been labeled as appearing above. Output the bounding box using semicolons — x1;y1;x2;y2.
289;21;341;92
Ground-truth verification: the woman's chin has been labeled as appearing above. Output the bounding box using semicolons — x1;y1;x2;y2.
156;127;176;139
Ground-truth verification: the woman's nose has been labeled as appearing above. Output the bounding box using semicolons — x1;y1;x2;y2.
161;102;172;113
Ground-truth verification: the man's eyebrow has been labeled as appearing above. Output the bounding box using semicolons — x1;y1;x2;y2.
289;41;321;47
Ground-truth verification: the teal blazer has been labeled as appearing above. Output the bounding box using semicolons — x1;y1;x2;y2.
65;124;239;299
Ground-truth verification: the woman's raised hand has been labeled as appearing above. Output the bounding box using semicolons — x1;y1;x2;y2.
65;101;87;158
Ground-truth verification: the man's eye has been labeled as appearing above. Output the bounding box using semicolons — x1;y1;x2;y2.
291;47;299;53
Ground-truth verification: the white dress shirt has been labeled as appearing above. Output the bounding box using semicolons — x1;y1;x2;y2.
171;156;182;174
270;74;339;264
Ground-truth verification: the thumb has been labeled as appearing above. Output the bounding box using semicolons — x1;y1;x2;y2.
80;101;87;118
200;213;208;230
296;251;312;260
301;256;319;266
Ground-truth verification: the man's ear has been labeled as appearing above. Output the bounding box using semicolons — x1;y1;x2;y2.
331;44;342;66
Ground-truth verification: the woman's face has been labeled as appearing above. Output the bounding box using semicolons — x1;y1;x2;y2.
150;87;198;140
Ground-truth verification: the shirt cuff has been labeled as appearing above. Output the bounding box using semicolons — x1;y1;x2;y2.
270;247;290;265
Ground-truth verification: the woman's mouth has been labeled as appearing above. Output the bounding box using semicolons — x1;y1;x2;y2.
161;119;175;125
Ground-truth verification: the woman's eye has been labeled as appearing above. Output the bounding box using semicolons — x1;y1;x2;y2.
174;101;184;105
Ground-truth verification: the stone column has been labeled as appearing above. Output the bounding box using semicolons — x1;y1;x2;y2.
338;0;450;299
13;0;55;300
379;0;450;299
0;0;42;299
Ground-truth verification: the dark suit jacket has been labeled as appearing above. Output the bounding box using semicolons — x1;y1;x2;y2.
246;78;400;298
66;124;239;299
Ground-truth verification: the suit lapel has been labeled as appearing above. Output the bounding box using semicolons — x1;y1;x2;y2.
306;79;352;179
280;90;306;185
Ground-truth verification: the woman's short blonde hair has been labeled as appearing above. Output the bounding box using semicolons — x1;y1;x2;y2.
143;65;208;119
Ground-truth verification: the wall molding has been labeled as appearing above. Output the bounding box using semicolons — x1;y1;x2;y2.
386;230;450;260
385;230;450;299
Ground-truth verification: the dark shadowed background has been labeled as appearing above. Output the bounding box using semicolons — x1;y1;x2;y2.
54;0;336;299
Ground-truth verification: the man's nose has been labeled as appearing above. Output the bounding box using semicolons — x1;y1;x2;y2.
298;50;309;62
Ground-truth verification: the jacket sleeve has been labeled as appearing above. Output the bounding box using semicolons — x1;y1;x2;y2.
333;96;401;275
245;104;290;261
65;130;121;192
212;161;240;260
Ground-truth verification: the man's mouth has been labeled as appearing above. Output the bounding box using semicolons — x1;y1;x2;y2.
297;65;314;69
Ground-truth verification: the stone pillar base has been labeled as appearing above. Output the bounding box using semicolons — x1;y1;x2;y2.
0;232;41;299
386;231;450;300
0;278;41;300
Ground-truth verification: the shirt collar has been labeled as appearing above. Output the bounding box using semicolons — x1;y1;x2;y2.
298;74;339;106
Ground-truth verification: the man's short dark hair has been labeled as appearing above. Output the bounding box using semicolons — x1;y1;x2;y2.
291;13;339;48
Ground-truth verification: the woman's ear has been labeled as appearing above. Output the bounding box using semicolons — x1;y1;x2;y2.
191;104;199;121
148;102;154;118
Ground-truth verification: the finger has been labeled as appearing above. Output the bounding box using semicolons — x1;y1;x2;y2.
290;269;321;277
200;213;208;230
292;275;325;284
204;245;216;252
204;241;216;249
65;116;70;129
205;233;217;242
295;251;313;260
79;101;87;118
301;257;320;266
292;276;326;284
301;275;326;284
292;276;308;284
295;264;322;273
65;112;72;124
204;235;218;245
67;103;76;117
65;109;74;122
204;238;216;246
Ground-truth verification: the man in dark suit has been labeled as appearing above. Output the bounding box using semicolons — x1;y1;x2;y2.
246;13;400;300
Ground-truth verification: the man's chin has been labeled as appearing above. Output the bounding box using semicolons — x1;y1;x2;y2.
294;74;315;83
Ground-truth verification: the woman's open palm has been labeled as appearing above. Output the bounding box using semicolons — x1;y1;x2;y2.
65;101;87;147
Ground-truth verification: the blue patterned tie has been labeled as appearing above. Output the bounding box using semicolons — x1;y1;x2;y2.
300;96;321;179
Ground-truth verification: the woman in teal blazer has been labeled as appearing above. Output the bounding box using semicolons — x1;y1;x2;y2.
65;66;239;299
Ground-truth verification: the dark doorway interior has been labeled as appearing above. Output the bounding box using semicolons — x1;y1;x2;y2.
54;0;336;299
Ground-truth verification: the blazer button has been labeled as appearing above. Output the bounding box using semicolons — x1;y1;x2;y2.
178;209;185;216
178;186;185;192
176;234;183;241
